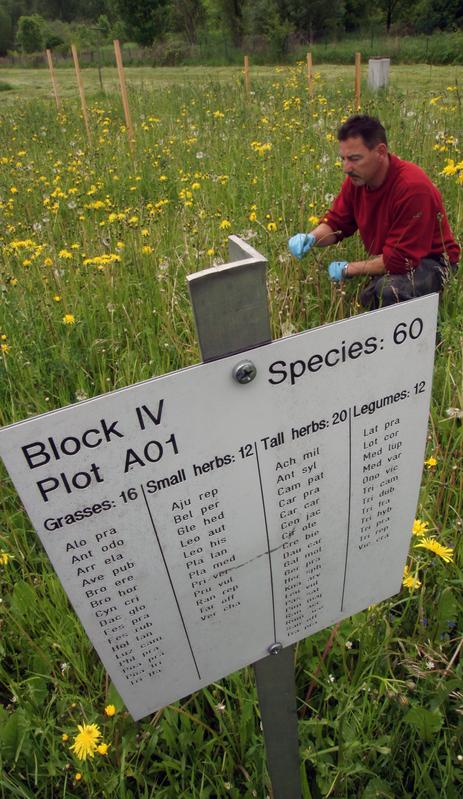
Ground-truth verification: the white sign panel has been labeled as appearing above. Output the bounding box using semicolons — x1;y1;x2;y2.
0;296;437;720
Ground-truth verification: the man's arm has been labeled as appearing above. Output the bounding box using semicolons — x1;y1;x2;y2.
345;255;385;277
310;222;340;247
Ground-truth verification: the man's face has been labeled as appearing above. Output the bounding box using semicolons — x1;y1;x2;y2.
339;136;388;188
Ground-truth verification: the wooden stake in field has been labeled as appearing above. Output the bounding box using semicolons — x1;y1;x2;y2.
71;44;91;144
355;51;361;110
307;51;314;98
113;39;135;152
244;55;250;98
46;49;62;112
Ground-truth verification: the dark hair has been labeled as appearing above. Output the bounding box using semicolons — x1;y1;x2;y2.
337;115;387;149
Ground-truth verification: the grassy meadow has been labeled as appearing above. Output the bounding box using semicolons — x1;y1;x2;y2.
0;63;462;798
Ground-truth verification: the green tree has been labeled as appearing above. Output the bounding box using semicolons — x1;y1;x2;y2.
114;0;170;45
244;0;292;59
409;0;463;32
285;0;345;40
0;4;14;54
16;13;46;52
207;0;246;46
343;0;370;32
170;0;206;44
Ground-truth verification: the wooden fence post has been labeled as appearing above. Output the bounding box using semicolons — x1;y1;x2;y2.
114;39;135;153
355;52;361;111
244;55;250;98
46;49;62;112
71;44;91;144
307;51;314;98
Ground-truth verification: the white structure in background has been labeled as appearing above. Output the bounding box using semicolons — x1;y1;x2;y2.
368;57;391;90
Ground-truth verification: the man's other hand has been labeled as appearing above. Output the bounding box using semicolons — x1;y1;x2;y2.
288;233;316;259
328;261;349;281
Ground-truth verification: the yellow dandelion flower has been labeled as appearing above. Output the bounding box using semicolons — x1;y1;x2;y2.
424;456;437;468
142;245;153;255
70;723;101;761
403;564;421;590
53;295;62;302
75;773;82;781
249;211;257;222
62;733;69;742
97;742;110;755
412;519;429;537
141;228;149;237
308;215;320;226
267;222;277;232
43;257;53;266
207;248;215;256
415;537;454;563
0;551;11;565
104;704;116;717
1;343;10;354
219;219;231;230
58;249;73;259
62;314;75;325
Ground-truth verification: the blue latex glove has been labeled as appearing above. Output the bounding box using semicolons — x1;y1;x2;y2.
288;233;316;260
328;260;349;281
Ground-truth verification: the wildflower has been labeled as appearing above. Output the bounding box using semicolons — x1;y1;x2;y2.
62;314;75;325
267;222;277;232
415;537;454;563
70;723;101;761
308;215;319;225
142;245;153;255
58;249;73;259
412;519;428;537
207;248;215;256
1;344;10;354
345;641;353;649
0;551;11;565
104;704;116;717
424;456;437;468
97;742;110;755
62;733;69;742
53;295;61;302
249;211;257;222
219;219;231;230
403;564;421;590
75;773;82;781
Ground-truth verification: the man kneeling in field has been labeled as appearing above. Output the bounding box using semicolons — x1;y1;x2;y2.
288;114;460;309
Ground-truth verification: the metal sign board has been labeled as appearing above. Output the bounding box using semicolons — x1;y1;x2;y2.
0;295;438;720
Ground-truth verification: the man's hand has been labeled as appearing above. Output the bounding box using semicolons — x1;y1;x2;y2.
288;233;316;259
328;261;349;281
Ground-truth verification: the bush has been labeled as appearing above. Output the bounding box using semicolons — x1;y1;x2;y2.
16;15;46;54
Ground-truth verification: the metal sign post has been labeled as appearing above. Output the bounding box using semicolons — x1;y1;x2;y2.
188;237;302;798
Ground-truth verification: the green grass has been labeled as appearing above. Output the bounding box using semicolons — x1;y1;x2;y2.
0;64;462;797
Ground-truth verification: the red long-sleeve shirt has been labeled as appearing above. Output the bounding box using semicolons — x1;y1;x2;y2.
324;154;460;274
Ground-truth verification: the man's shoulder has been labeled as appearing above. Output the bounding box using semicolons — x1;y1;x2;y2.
390;154;434;191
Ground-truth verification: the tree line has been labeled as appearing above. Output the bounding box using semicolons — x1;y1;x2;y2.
1;0;463;58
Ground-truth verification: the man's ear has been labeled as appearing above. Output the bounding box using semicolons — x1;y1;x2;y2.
377;143;388;157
